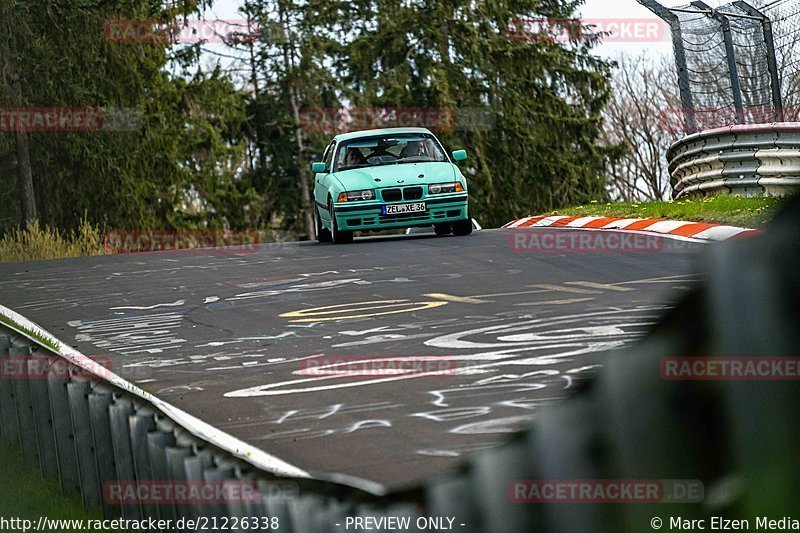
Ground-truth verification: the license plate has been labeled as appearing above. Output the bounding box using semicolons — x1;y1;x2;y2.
382;203;426;215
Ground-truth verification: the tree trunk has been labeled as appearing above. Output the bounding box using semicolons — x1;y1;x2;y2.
1;1;37;224
15;126;36;223
279;3;314;241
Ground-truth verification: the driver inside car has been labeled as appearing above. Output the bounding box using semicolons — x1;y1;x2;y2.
400;140;426;159
345;148;368;167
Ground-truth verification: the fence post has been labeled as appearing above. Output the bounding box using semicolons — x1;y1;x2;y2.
734;0;785;121
693;1;745;124
638;0;698;133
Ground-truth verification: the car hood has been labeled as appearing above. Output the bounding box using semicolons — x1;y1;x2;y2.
332;162;457;191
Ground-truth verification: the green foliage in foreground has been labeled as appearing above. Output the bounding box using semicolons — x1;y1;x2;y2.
0;440;110;530
545;195;784;229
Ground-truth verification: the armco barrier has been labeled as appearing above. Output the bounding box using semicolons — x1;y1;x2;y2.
667;122;800;198
2;195;800;531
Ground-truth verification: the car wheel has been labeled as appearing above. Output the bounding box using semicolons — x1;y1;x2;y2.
329;198;354;244
434;223;452;236
315;206;332;243
452;210;473;236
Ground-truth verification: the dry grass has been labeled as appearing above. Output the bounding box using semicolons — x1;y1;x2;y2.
0;220;105;263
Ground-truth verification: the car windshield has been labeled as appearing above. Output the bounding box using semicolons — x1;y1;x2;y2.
334;133;448;172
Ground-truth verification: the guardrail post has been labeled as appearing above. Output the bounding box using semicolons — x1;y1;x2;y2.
148;414;177;522
48;356;81;495
426;474;482;533
0;331;20;444
109;394;141;521
184;447;214;523
68;375;102;509
88;382;120;518
11;338;39;466
166;444;193;532
202;457;236;521
29;354;58;479
129;403;159;520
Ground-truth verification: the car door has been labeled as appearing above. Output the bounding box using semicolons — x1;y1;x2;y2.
315;140;337;222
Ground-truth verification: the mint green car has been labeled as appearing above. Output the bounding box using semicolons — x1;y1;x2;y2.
311;127;472;244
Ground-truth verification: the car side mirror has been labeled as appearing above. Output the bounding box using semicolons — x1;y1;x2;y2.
312;162;327;173
452;150;467;162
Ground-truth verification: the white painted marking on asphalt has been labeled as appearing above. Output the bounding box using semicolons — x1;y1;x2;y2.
110;300;186;310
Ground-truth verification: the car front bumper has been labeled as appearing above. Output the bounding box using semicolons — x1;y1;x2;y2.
332;194;469;231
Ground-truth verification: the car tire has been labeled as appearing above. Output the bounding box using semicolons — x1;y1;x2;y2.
434;223;452;236
329;198;354;244
315;206;332;243
452;210;473;236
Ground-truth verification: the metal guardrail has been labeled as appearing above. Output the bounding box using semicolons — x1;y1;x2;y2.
666;122;800;198
3;195;800;531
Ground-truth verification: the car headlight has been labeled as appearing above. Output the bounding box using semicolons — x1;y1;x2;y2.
337;190;375;202
428;182;465;195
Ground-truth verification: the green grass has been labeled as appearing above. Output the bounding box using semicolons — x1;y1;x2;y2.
544;195;784;229
0;314;61;352
0;439;106;528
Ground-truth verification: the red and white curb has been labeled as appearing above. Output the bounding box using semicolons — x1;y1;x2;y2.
502;216;759;242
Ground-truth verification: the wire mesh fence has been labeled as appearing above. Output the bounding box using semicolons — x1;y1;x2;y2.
767;0;800;108
639;0;800;133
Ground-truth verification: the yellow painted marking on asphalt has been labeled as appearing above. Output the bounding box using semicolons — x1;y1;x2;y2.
530;284;602;295
466;275;700;300
473;288;551;298
424;293;490;304
565;281;635;292
514;298;595;306
283;300;413;317
280;300;448;322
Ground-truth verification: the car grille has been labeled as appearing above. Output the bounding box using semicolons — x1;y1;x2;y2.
403;187;423;200
382;189;402;202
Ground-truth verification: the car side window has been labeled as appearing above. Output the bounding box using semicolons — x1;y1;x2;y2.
323;141;336;171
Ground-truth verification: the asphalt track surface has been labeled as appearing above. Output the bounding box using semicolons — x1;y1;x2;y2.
0;228;707;492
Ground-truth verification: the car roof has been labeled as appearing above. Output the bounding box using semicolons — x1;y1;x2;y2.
332;127;434;143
